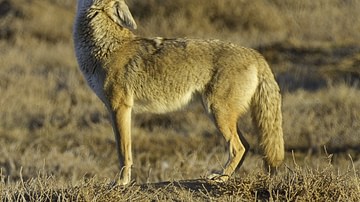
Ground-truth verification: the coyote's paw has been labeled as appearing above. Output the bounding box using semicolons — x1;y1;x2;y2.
117;177;132;186
107;180;135;189
207;173;229;183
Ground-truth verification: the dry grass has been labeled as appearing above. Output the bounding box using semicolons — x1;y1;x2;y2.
0;0;360;201
129;0;360;46
1;163;359;201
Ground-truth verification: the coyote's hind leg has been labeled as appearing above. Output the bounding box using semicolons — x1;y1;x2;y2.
204;64;257;182
210;108;248;182
236;128;250;171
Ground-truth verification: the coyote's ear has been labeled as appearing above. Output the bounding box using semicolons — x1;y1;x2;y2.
109;0;137;30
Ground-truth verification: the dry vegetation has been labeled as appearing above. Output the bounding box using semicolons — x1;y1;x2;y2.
0;0;359;201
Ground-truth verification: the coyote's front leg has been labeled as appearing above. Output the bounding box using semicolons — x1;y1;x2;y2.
109;104;133;185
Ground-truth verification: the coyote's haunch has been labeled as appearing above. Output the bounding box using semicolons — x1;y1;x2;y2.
74;0;284;185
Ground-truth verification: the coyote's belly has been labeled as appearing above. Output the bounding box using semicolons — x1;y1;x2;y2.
133;89;195;114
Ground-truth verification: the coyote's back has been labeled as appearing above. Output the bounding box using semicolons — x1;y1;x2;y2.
73;0;284;185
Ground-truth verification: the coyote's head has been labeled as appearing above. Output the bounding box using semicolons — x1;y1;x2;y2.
77;0;137;30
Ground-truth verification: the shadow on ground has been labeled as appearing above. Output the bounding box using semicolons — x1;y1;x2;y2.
258;43;360;91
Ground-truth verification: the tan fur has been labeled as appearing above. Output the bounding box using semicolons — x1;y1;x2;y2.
74;0;284;185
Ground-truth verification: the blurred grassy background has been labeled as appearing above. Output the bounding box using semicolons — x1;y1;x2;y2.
0;0;359;192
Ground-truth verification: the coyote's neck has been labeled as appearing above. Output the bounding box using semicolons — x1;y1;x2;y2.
74;8;135;72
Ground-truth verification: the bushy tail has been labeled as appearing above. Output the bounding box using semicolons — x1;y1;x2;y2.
251;65;284;168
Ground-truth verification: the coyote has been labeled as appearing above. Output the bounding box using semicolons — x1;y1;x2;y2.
74;0;284;185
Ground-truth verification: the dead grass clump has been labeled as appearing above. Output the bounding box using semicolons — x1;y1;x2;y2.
283;84;360;152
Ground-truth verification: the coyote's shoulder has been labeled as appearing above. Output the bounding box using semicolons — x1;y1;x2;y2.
74;0;284;185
